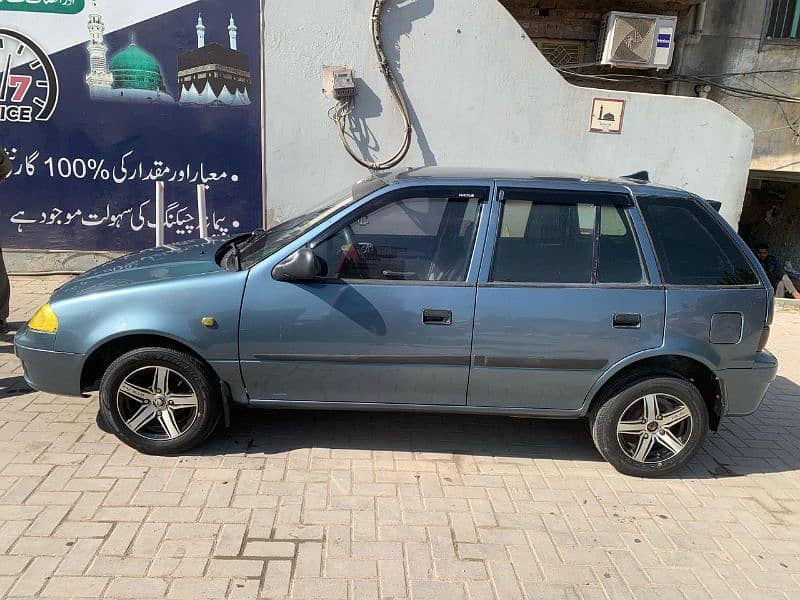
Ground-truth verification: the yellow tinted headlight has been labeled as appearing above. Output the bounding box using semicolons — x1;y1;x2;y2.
28;303;59;333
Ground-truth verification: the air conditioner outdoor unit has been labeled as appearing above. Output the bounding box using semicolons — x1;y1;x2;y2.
598;11;678;69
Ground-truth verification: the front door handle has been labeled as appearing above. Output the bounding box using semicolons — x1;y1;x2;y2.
613;313;641;328
423;309;452;325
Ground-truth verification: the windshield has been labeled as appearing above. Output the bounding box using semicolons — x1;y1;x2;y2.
236;187;357;269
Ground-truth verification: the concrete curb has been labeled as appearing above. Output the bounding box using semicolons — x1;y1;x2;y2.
776;298;800;312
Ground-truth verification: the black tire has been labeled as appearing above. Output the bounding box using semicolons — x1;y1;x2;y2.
95;409;114;435
99;347;221;455
590;375;708;477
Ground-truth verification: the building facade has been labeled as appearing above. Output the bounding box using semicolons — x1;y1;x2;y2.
265;1;751;228
500;0;800;270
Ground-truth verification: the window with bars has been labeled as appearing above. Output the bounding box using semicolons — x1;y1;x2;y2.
765;0;800;41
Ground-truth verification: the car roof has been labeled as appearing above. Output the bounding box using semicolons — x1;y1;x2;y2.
372;166;692;197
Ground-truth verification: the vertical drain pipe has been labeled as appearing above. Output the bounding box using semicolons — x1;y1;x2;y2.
669;1;707;96
197;184;209;239
155;180;165;246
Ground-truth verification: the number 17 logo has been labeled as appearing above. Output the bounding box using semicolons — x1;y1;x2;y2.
4;74;33;103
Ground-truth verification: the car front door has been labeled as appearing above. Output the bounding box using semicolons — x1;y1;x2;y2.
467;183;666;411
239;183;490;406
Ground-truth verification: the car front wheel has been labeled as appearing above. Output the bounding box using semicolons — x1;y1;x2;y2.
590;376;709;477
99;347;220;455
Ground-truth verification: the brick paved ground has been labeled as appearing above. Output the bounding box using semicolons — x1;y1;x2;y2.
1;275;799;599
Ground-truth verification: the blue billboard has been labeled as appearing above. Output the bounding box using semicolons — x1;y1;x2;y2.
0;0;263;251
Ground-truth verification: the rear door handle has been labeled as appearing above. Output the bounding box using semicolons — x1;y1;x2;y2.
423;309;452;325
613;313;641;328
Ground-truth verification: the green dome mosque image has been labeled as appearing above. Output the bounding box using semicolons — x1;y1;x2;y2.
109;43;168;93
85;7;174;104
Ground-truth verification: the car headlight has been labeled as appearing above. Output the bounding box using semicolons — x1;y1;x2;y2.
28;303;59;333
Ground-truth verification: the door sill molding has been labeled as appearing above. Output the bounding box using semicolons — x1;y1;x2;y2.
247;398;585;418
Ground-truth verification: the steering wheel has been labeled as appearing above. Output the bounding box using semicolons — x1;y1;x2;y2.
335;225;368;278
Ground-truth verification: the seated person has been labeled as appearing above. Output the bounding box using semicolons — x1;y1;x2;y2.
754;243;800;300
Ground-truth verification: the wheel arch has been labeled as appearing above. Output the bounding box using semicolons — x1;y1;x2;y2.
585;352;722;431
80;332;218;394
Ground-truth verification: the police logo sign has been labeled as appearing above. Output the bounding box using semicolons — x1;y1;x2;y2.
0;29;59;123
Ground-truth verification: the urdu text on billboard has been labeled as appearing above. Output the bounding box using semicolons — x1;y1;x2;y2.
0;0;263;251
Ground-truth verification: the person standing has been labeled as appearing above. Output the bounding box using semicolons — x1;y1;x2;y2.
0;147;11;332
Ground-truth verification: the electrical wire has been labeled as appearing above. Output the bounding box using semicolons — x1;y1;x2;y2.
555;66;800;104
723;72;800;138
331;0;413;171
559;62;800;79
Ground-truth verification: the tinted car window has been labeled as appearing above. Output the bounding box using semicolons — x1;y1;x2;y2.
312;189;483;282
638;196;758;286
597;206;645;284
493;202;595;283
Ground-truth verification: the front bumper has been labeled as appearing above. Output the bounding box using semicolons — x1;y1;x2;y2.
717;350;779;416
14;328;85;397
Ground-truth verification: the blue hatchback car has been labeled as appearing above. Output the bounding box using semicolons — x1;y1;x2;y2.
15;168;778;476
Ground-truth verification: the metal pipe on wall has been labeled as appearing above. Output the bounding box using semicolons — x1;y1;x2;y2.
695;0;707;35
155;181;165;247
668;1;707;96
197;184;209;239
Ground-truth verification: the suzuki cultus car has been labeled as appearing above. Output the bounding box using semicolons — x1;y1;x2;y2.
15;168;777;477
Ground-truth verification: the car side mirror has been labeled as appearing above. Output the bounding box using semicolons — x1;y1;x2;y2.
272;248;322;282
0;147;11;183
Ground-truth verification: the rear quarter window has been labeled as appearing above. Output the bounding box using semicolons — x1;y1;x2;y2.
637;196;758;286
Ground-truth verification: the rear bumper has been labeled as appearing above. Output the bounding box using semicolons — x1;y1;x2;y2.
717;351;779;416
15;340;85;397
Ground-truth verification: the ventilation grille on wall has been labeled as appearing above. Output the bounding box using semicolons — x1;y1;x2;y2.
534;40;585;67
598;12;677;69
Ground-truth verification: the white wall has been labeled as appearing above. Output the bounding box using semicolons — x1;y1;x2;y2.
264;0;754;227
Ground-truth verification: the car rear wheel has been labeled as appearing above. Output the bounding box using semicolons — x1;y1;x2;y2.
590;375;708;477
99;347;220;455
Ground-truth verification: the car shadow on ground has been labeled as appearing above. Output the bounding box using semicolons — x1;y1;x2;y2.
192;374;800;479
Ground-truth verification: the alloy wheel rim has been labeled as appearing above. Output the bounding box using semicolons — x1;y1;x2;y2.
616;393;693;464
116;366;198;441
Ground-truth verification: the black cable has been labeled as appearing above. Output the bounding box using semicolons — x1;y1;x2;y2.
556;67;800;103
559;62;800;79
331;0;413;171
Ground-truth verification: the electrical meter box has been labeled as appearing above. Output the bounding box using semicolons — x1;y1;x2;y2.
322;66;357;100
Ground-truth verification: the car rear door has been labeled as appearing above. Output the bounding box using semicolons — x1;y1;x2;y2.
467;182;666;411
239;183;491;406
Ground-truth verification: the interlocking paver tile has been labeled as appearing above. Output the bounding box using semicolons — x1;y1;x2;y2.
1;275;800;599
